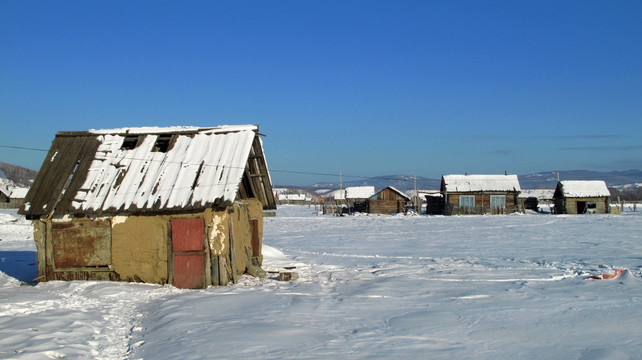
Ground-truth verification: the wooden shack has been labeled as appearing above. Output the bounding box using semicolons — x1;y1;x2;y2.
9;187;28;204
0;187;9;203
366;186;410;214
19;125;276;289
441;174;522;215
345;186;375;213
553;180;610;214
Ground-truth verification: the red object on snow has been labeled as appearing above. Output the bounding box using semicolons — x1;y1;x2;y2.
588;269;624;280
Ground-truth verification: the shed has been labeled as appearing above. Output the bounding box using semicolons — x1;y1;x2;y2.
9;187;29;203
441;174;522;215
553;180;610;214
20;125;276;288
0;187;9;203
345;186;375;213
518;189;555;212
366;186;411;214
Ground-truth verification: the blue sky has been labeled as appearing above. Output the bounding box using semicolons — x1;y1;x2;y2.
1;1;641;186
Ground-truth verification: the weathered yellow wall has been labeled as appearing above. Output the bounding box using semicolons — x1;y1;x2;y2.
37;201;266;286
246;198;264;264
232;203;250;275
111;215;170;283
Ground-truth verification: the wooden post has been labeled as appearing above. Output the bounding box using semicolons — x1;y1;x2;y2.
218;256;228;285
414;175;418;213
45;220;55;281
228;217;238;284
34;220;46;283
210;254;219;286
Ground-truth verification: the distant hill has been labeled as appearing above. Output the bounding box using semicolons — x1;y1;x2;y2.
294;170;642;193
519;170;642;189
310;175;441;193
0;162;37;188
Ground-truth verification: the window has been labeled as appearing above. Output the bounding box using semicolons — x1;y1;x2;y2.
121;135;140;150
152;134;173;152
459;195;475;207
490;195;506;209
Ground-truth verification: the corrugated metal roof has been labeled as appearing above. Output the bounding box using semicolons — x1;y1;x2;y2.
557;180;610;198
442;175;521;193
22;125;275;216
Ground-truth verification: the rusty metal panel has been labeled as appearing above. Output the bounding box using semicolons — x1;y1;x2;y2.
51;220;111;268
171;218;205;252
173;254;205;289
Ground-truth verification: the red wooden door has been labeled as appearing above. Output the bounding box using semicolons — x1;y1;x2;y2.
171;218;205;289
250;218;260;257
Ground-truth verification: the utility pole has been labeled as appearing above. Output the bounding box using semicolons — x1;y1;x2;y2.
338;170;343;216
414;175;418;213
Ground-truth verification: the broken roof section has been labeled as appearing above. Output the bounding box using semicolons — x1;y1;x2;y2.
21;125;276;217
555;180;610;198
442;174;521;193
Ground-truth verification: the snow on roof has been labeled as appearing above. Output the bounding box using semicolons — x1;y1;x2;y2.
72;125;258;212
330;189;345;200
557;180;610;198
442;174;521;193
377;186;411;200
518;189;555;199
9;187;29;199
345;186;375;199
280;194;308;201
88;125;257;135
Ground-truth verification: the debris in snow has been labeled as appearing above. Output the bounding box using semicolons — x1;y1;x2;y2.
586;269;625;280
279;271;299;281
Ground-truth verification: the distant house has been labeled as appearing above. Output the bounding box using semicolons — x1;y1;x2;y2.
20;125;276;288
277;193;312;205
0;187;9;203
366;186;411;214
553;180;610;214
519;189;555;212
9;187;29;203
345;186;375;213
441;174;522;215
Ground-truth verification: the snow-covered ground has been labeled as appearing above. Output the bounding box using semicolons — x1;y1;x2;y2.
1;207;641;359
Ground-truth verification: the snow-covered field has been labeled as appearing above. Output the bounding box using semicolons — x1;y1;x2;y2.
1;206;641;359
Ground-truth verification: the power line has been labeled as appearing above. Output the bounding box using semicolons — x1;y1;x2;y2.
0;142;417;183
0;144;49;152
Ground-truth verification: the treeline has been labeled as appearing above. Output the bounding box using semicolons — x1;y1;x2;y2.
609;187;642;201
0;162;38;187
